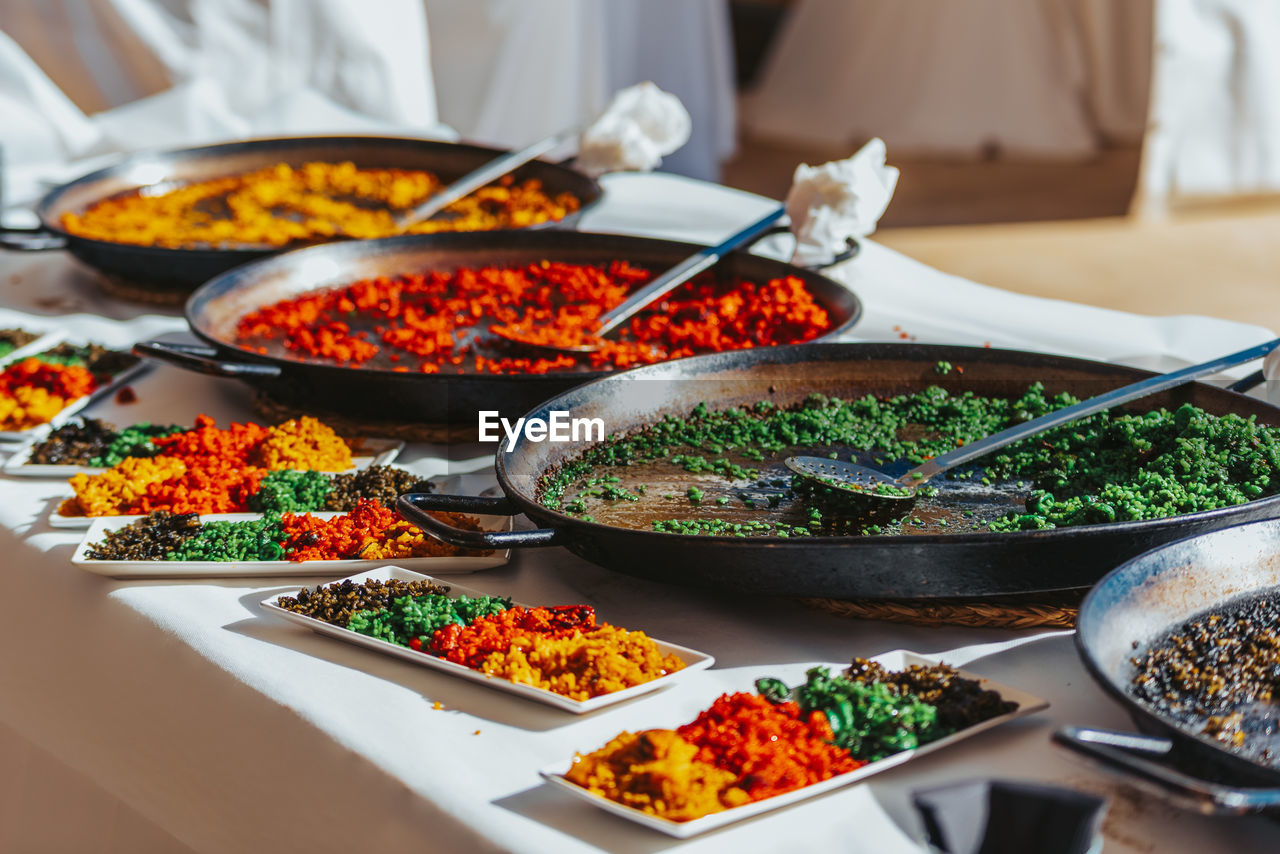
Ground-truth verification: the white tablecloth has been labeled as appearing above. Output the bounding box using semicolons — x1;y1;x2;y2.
1;173;1277;853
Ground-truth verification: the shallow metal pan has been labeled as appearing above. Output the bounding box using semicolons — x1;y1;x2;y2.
0;135;603;295
1066;518;1280;796
395;342;1280;600
131;231;861;422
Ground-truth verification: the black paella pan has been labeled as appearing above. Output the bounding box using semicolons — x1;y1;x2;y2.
0;135;603;295
1055;518;1280;808
396;342;1280;600
131;230;861;423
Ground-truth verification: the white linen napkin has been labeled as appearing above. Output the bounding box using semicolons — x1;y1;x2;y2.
574;81;692;176
785;137;899;266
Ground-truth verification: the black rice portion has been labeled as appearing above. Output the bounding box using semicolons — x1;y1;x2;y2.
276;577;450;626
845;657;1019;731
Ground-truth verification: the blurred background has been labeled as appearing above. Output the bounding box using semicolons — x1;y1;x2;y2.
3;0;1279;328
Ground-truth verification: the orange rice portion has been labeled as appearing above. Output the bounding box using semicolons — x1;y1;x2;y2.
61;161;580;248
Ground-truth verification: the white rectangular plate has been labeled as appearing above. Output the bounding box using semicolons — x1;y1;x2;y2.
539;650;1048;837
7;430;403;479
0;328;67;369
260;566;715;713
0;358;150;442
71;512;511;577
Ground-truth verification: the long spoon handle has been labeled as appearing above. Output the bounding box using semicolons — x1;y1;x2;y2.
901;338;1280;486
395;128;581;230
594;206;787;337
1053;727;1280;813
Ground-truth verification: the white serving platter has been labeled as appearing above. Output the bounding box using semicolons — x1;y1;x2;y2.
0;358;151;442
71;512;511;577
50;508;114;529
539;650;1048;837
7;429;402;479
46;439;408;526
0;328;67;369
260;566;715;713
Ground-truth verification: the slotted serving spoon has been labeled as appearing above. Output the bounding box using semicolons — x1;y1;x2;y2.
786;337;1280;502
488;205;787;354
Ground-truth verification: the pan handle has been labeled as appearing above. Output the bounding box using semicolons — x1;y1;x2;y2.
132;340;283;378
397;493;567;549
0;224;68;251
1227;369;1265;394
1052;726;1280;814
745;224;860;270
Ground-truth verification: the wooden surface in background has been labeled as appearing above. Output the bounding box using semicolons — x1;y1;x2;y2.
723;137;1141;228
877;205;1280;334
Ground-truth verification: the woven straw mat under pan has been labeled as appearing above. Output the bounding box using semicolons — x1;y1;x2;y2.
803;591;1082;629
97;273;191;307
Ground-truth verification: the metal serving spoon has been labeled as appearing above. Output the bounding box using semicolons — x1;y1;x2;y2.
488;205;787;354
394;127;580;231
1053;727;1280;814
785;337;1280;502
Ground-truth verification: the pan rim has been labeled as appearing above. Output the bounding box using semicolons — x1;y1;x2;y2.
182;230;863;383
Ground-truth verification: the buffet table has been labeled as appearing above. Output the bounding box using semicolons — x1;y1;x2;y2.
2;172;1277;853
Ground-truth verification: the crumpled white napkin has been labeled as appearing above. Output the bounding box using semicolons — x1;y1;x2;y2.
785;137;899;266
574;82;692;177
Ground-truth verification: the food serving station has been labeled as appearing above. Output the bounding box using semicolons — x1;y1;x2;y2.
2;145;1279;854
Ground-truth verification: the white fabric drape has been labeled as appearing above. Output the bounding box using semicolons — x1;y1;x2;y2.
0;0;173;113
2;0;735;186
423;0;609;157
0;0;449;206
0;29;101;167
422;0;736;180
596;0;736;180
4;0;440;127
1139;0;1280;207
